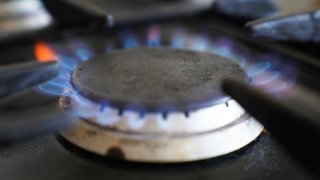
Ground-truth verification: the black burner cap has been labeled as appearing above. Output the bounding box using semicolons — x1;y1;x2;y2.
72;47;246;112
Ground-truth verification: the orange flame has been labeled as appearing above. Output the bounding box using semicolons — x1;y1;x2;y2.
34;41;57;62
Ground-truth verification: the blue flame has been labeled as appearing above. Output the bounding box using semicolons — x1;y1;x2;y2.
254;71;281;86
37;25;293;97
128;117;146;130
247;62;271;77
69;40;94;61
147;25;161;47
37;57;72;96
38;81;66;96
37;41;95;96
59;55;78;71
124;36;140;48
37;68;71;96
191;35;211;52
213;46;233;59
233;55;246;68
120;30;140;48
49;75;69;86
75;48;94;61
171;30;185;48
100;103;108;112
213;47;246;68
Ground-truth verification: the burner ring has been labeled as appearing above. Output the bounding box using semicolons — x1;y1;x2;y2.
60;88;247;134
59;111;263;163
72;47;247;112
60;89;263;163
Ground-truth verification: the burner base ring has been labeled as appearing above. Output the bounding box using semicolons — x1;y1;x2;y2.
60;117;263;163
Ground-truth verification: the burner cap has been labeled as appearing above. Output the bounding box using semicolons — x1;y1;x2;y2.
72;47;246;112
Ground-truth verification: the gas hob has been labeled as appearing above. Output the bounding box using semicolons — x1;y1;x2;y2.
0;0;320;180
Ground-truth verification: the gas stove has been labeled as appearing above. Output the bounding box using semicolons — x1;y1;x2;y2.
0;0;320;180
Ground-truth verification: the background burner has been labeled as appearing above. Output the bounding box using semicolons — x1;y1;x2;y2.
72;47;247;112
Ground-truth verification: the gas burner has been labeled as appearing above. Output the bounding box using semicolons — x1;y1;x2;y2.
59;47;263;163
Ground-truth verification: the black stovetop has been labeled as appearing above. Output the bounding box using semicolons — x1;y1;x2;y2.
0;134;316;180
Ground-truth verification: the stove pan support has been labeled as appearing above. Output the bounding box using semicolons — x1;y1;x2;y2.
0;0;53;42
0;61;74;144
42;0;216;27
246;10;320;43
214;0;278;19
223;78;320;177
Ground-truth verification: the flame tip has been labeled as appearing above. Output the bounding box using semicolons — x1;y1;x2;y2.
34;41;57;62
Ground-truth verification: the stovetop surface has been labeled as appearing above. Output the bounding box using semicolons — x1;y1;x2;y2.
0;134;315;180
0;28;315;180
